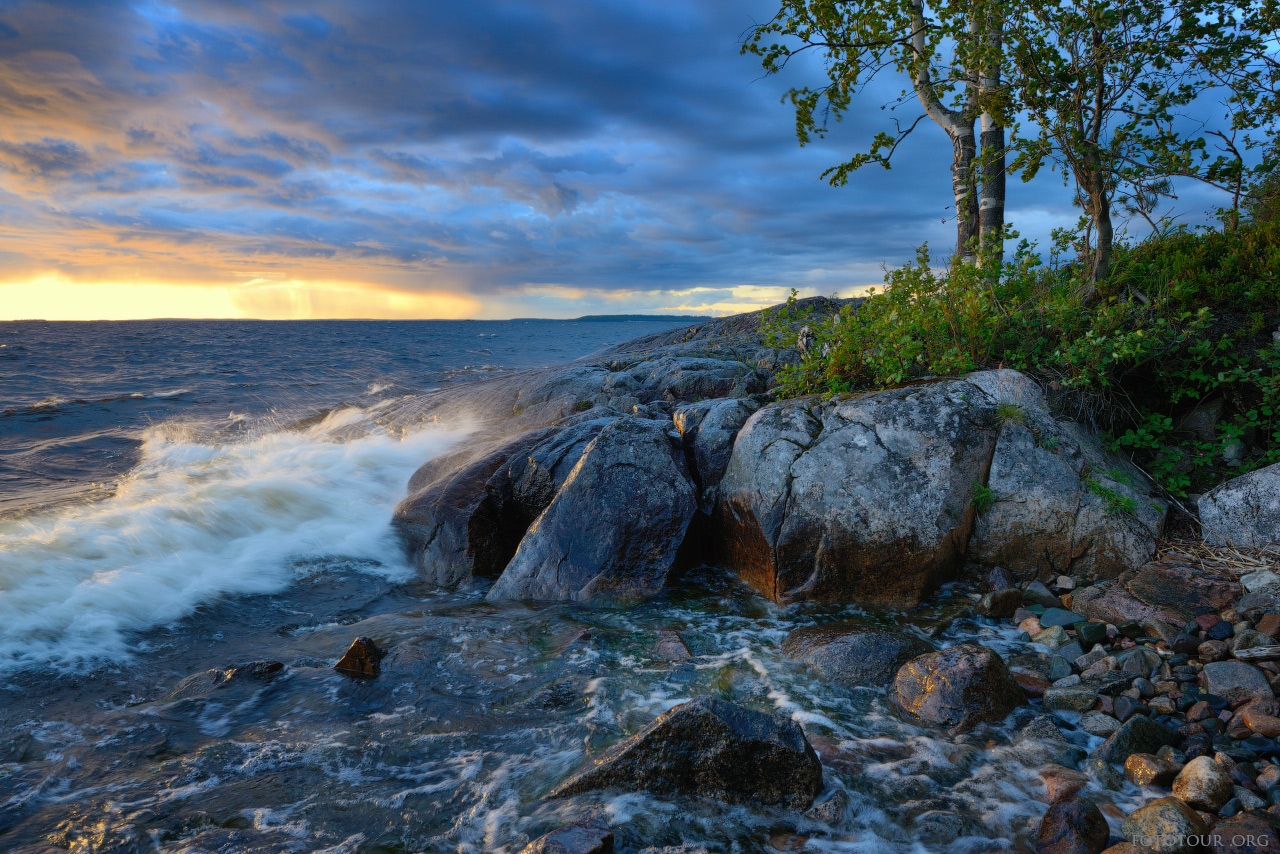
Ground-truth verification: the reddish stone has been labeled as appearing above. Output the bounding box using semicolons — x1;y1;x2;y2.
1040;765;1089;804
1013;669;1052;699
1187;701;1213;722
1197;614;1223;632
1256;613;1280;639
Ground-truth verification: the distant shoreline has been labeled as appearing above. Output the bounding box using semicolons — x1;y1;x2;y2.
1;314;717;323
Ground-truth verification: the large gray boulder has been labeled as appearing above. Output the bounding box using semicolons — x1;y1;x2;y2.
966;369;1165;581
393;421;614;587
782;624;934;687
716;381;1000;606
487;418;697;604
549;696;822;808
889;643;1025;731
1199;461;1280;548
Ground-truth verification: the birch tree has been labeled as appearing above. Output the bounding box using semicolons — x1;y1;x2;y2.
744;0;1010;264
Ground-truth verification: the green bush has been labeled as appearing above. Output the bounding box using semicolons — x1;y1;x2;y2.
764;219;1280;497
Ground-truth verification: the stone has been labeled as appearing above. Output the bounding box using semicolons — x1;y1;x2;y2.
1013;668;1053;698
1042;608;1088;628
1202;661;1275;703
985;566;1016;591
653;631;693;662
1081;712;1122;737
1035;625;1072;649
1242;570;1280;594
912;810;983;846
520;816;614;854
1208;812;1280;853
672;397;760;509
1036;797;1110;854
1072;558;1240;637
890;643;1025;731
1040;765;1090;803
1076;622;1109;646
1199;640;1231;662
1121;797;1209;854
966;371;1165;580
715;381;999;606
334;636;384;678
487;418;698;604
1027;580;1066;608
1231;628;1271;654
1257;613;1280;639
1245;708;1280;738
1046;686;1102;714
978;588;1024;618
1172;756;1235;811
781;624;933;687
549;697;822;808
1207;621;1235;641
1091;716;1179;767
1049;656;1075;681
165;660;285;701
1199;462;1280;548
1124;752;1181;786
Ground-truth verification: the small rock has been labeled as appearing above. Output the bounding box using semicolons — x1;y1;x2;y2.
1056;575;1077;592
334;637;384;678
1075;622;1108;646
1020;615;1044;635
978;588;1024;618
1203;660;1275;702
1048;656;1074;681
1013;668;1052;698
1242;570;1280;594
1149;696;1176;716
1208;812;1280;854
654;631;693;662
1121;797;1208;854
1231;628;1271;654
1256;613;1280;639
1080;712;1122;737
1124;752;1180;786
1034;625;1072;649
1045;686;1101;714
1036;796;1109;854
1206;621;1235;641
1091;716;1179;767
1172;755;1235;811
1025;580;1064;608
1042;608;1088;628
520;816;613;854
1040;765;1090;804
1199;640;1231;662
985;566;1015;592
1244;708;1280;738
782;624;932;687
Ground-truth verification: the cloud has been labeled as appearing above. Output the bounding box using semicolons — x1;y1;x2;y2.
0;0;1115;318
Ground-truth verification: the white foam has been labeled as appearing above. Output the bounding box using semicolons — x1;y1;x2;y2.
0;412;470;671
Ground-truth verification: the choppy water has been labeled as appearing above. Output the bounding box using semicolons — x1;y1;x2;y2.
0;320;1136;852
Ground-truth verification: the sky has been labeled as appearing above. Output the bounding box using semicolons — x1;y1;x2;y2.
0;0;1218;320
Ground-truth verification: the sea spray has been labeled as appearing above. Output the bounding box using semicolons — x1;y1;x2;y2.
0;410;471;670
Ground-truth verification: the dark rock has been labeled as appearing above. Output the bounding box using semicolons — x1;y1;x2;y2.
520;815;613;854
1209;812;1280;853
717;382;1001;606
1041;608;1087;628
1073;559;1240;637
672;398;759;509
487;418;697;604
1090;715;1179;767
984;566;1016;592
782;624;933;687
890;643;1025;731
549;697;822;808
334;637;384;678
1036;797;1110;854
1075;622;1108;646
1025;581;1064;608
1207;620;1235;641
978;588;1024;618
165;660;284;701
1202;661;1275;703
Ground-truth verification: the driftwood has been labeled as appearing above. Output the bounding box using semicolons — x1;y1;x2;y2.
1234;646;1280;662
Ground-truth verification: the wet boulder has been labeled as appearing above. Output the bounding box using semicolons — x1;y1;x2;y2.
716;381;1000;606
549;696;822;808
1120;797;1208;854
782;624;933;687
1199;461;1280;548
520;815;613;854
164;660;284;702
889;643;1025;731
334;636;384;678
487;418;697;604
965;369;1165;580
672;397;759;508
1036;797;1110;854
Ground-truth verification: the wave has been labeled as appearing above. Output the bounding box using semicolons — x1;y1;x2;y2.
0;409;470;671
2;388;195;416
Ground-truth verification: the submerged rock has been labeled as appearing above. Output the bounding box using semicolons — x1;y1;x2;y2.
487;418;697;604
165;660;284;701
519;815;613;854
781;624;933;687
334;636;384;678
549;696;822;808
889;643;1024;731
1199;461;1280;548
716;381;999;606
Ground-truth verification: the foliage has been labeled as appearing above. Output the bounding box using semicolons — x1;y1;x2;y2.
971;482;996;513
763;219;1280;497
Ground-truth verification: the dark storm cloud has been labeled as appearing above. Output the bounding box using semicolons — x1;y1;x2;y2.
0;0;1055;312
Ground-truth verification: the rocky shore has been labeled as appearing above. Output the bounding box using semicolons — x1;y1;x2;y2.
378;301;1280;853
